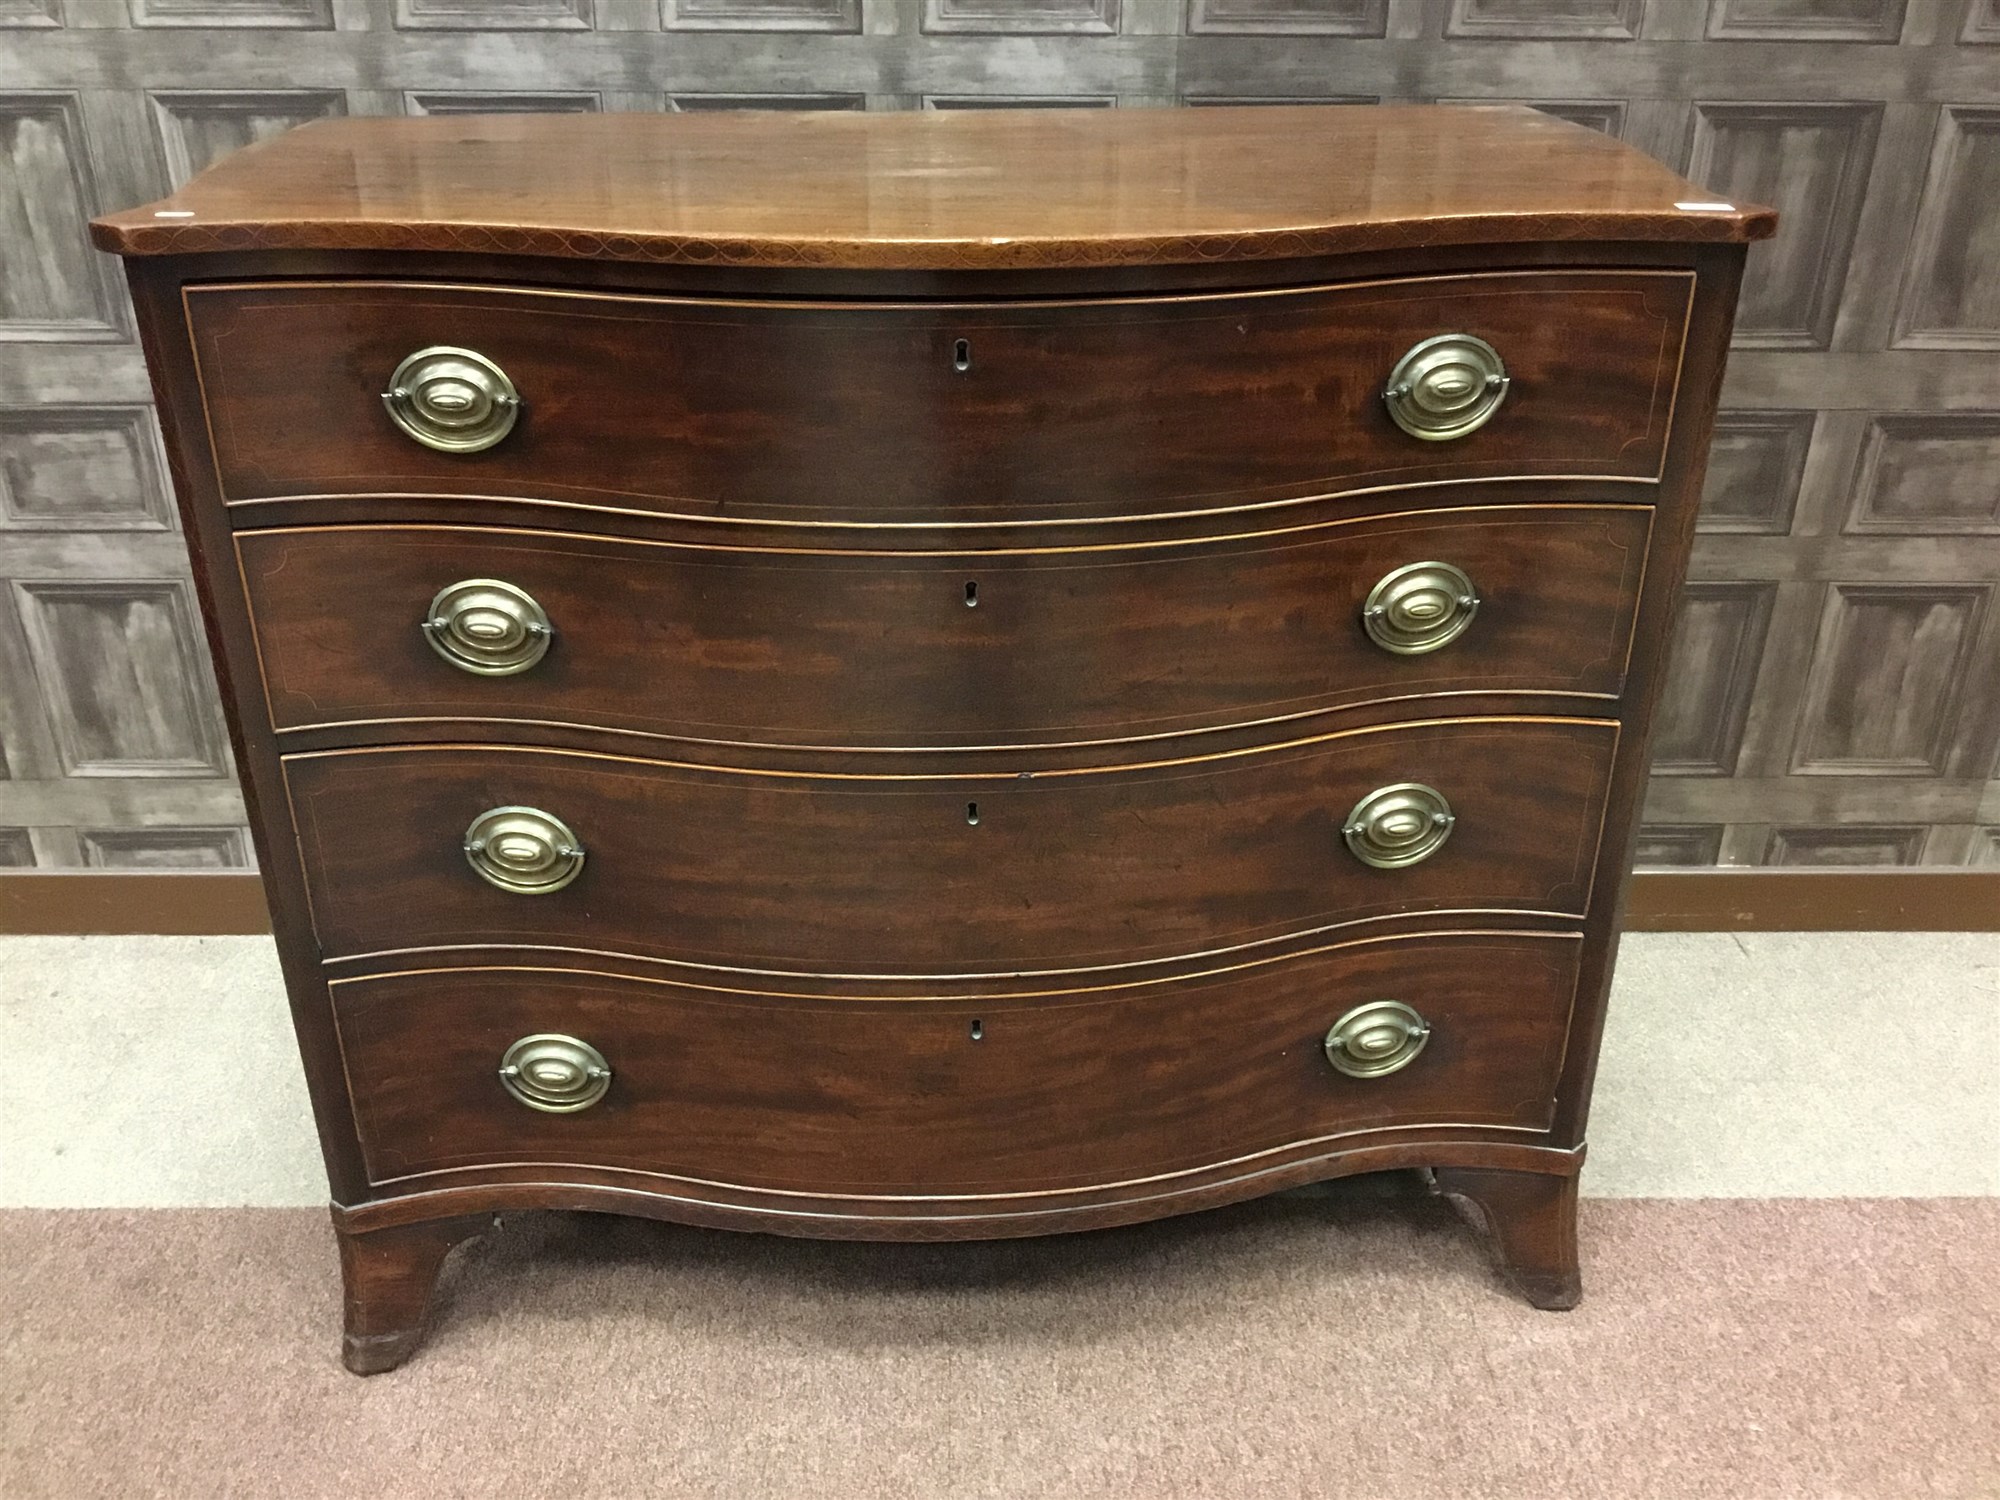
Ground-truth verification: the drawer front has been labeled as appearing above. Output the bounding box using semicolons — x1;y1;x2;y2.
286;719;1616;973
191;273;1691;523
240;506;1652;748
334;932;1581;1192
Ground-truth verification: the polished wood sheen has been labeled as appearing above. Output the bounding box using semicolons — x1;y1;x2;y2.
98;105;1766;1372
238;507;1653;748
333;1211;488;1376
90;107;1775;270
285;721;1616;972
189;273;1692;522
333;933;1582;1191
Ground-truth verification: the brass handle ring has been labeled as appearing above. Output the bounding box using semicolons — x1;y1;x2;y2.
422;578;552;676
498;1033;611;1113
1343;782;1455;869
463;806;585;895
1325;1001;1431;1079
1383;334;1509;442
1362;561;1480;655
383;346;521;453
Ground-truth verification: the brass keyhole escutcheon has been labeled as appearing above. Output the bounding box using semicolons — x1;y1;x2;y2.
1324;1001;1431;1079
1343;782;1455;869
1382;334;1509;442
422;578;552;676
382;346;521;453
1362;561;1480;656
463;806;585;894
498;1033;611;1113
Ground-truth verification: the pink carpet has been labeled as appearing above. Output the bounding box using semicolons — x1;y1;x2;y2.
3;1186;1995;1498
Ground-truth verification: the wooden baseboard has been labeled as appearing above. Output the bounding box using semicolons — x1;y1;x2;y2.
0;869;1992;936
0;873;272;936
1620;868;1998;932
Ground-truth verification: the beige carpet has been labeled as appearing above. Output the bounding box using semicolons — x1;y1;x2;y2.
3;1186;1996;1499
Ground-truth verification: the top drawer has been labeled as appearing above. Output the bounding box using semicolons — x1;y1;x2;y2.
187;272;1693;526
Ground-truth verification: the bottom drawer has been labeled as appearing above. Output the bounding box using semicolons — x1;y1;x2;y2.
335;931;1582;1196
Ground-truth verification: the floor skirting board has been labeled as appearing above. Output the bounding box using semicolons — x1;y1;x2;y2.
1;869;1997;935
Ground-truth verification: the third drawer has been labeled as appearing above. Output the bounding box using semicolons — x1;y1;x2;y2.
286;716;1617;973
240;505;1652;749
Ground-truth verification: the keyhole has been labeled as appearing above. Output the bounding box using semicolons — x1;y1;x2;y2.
953;338;971;373
970;1019;984;1042
966;801;980;825
965;580;979;608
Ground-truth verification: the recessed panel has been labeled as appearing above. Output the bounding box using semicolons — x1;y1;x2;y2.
0;95;121;340
129;0;330;24
405;93;601;115
1688;103;1879;350
0;408;172;531
1791;585;1988;775
1632;825;1724;867
1706;0;1903;40
1186;0;1386;33
1698;410;1813;535
1846;415;2000;534
924;95;1119;108
13;581;227;777
925;0;1116;29
149;91;347;189
1767;826;1927;865
664;0;857;27
394;0;591;26
1437;99;1627;136
81;827;251;868
1652;582;1774;776
667;93;867;110
1445;0;1641;36
1895;110;2000;350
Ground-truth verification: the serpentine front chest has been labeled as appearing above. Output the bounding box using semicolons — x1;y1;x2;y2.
94;104;1773;1373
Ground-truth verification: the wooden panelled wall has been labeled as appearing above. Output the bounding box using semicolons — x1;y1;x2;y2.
2;9;1998;873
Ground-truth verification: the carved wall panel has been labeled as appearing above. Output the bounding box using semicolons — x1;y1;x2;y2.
1;2;1996;867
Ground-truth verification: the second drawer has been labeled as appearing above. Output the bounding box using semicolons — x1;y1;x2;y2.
286;717;1617;973
239;506;1651;749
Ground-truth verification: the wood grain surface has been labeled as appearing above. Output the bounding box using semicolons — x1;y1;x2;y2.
237;507;1653;750
284;719;1617;973
188;272;1693;521
332;931;1583;1192
91;106;1775;268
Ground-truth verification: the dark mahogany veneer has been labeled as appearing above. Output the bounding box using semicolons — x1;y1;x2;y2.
95;106;1771;1374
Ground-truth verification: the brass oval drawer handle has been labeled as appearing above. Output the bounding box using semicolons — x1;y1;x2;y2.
382;346;521;453
463;806;585;895
1362;561;1480;655
1383;334;1509;442
1324;1000;1431;1079
1343;782;1454;869
422;578;552;676
498;1033;611;1113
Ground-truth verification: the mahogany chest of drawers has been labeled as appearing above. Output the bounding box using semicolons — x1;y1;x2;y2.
95;105;1773;1374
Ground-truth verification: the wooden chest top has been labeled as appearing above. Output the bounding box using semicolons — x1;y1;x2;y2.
90;105;1774;271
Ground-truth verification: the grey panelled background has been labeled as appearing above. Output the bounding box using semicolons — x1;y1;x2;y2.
2;10;1998;872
